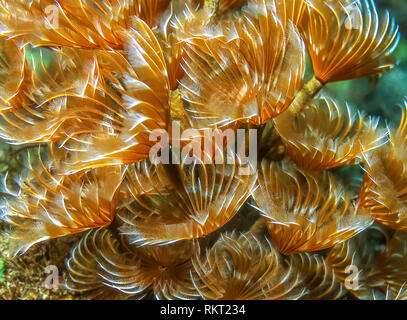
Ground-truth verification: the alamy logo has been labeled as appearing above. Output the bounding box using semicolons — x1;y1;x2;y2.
344;265;360;290
44;265;59;290
44;5;59;29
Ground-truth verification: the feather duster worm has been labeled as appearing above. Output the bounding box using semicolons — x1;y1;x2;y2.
326;226;407;300
159;0;248;90
271;0;310;28
192;232;307;299
380;284;407;300
121;160;171;199
180;0;306;127
368;230;407;291
65;228;137;300
0;0;171;49
0;47;124;145
66;228;198;299
0;148;125;255
325;225;385;299
288;0;400;113
274;96;388;171
118;156;256;246
0;41;167;174
290;252;346;300
0;11;172;173
57;17;171;174
0;0;124;49
0;0;404;301
155;2;188;91
302;0;400;84
253;160;373;255
358;103;407;230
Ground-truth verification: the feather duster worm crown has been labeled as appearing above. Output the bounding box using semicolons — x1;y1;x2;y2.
0;0;406;301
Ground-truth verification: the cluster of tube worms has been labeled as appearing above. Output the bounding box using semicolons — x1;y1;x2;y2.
0;0;406;300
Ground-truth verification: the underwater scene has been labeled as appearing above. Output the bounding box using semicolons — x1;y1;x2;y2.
0;0;407;301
